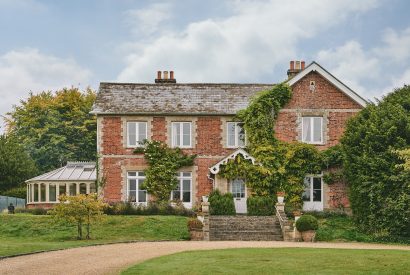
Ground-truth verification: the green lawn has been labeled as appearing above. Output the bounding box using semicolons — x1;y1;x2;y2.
0;214;189;257
122;248;410;275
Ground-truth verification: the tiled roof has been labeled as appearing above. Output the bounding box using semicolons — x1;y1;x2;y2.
91;83;274;115
26;162;96;182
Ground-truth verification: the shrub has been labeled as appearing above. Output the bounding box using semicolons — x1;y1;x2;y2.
104;201;195;217
341;85;410;237
247;196;274;216
15;207;48;215
187;218;203;230
296;215;319;232
208;190;235;215
2;186;27;199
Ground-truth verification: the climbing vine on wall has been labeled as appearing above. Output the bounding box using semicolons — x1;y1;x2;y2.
134;140;196;202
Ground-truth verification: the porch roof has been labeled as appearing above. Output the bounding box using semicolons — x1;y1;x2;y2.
209;149;257;175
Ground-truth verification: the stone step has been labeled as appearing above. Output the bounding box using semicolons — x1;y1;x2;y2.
210;232;284;241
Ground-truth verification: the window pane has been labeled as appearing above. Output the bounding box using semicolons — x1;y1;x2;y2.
138;171;145;177
128;122;137;146
172;123;180;146
313;177;321;189
129;191;136;202
172;190;181;201
302;177;311;201
129;179;136;191
182;172;191;177
128;172;136;177
80;183;87;194
182;123;191;146
34;184;39;202
313;190;321;202
69;184;76;196
59;184;66;196
49;184;56;201
313;117;322;142
238;124;245;146
40;184;46;202
183;180;190;191
183;191;191;202
138;122;147;143
138;190;147;202
227;122;236;146
302;117;311;142
89;183;96;193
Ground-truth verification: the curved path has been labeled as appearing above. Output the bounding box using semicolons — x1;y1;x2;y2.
1;241;409;275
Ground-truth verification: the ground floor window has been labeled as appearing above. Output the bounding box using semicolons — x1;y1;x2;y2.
231;179;245;198
171;172;192;204
127;171;147;204
303;176;322;202
49;184;57;202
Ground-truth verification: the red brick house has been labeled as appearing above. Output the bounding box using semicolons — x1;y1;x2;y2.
90;61;366;213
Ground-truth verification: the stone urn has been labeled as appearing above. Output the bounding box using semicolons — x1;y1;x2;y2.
301;230;316;242
277;191;285;203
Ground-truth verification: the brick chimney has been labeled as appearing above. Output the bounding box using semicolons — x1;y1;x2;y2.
155;70;176;83
287;60;305;79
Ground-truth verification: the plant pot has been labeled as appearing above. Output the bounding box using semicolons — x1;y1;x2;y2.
189;229;204;241
277;192;285;203
202;196;208;203
293;210;302;217
301;230;316;242
277;196;284;203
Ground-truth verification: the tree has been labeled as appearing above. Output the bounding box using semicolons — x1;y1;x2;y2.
341;85;410;237
6;87;96;173
50;194;107;239
0;134;37;192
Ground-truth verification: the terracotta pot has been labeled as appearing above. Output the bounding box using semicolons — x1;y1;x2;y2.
301;230;316;242
189;229;204;241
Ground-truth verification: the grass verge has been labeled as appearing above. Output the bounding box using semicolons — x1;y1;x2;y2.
0;214;189;257
122;247;410;274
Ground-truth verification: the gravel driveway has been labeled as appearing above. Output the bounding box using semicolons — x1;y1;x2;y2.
1;241;409;275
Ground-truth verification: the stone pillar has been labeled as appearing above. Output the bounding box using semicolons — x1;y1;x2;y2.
201;201;210;241
76;183;80;195
45;183;50;202
56;183;60;201
275;202;285;212
86;183;90;194
66;183;70;195
31;183;34;203
38;184;41;202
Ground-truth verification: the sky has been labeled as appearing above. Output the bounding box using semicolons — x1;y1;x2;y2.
0;0;410;132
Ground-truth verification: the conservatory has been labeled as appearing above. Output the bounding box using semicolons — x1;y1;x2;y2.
25;161;96;208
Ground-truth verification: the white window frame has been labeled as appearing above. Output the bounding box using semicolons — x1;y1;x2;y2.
226;122;246;148
127;171;148;205
302;174;323;203
301;117;323;144
171;122;192;148
127;121;148;148
171;172;192;208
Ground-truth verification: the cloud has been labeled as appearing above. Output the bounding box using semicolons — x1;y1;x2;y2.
0;48;92;132
125;3;172;36
317;27;410;100
117;0;379;83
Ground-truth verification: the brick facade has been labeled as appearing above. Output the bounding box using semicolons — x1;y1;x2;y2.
98;67;363;211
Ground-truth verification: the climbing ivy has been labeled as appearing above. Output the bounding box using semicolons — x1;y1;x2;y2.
134;140;196;202
219;83;324;209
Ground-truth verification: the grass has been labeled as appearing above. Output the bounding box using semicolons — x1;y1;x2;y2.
0;214;189;257
122;248;410;274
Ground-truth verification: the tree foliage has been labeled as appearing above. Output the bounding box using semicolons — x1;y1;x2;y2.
6;87;96;173
0;135;37;192
134;140;196;202
50;194;107;239
341;85;410;237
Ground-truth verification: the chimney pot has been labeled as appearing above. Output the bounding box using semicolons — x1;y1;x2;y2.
290;61;295;70
170;71;174;80
157;71;162;79
301;61;305;70
163;71;169;79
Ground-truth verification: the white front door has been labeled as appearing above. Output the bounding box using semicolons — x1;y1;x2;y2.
302;176;323;211
231;179;247;214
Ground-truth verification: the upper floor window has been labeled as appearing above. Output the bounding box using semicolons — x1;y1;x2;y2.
227;122;246;148
127;171;147;204
302;117;323;144
172;122;191;148
127;122;147;147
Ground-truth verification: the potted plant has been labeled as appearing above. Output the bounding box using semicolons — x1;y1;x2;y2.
276;191;285;203
295;214;319;242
